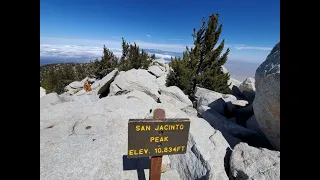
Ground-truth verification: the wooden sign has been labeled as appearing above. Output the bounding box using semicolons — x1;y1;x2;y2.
127;118;190;158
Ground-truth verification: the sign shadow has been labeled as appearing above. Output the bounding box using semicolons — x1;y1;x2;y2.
122;155;150;180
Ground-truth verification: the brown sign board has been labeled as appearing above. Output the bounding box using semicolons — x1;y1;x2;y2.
127;118;190;158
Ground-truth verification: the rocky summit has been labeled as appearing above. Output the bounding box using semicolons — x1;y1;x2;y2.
40;43;280;180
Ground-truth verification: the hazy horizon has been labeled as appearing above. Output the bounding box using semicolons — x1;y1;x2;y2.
40;50;261;82
40;42;263;82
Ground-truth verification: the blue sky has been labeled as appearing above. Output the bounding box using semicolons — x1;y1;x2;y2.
40;0;279;65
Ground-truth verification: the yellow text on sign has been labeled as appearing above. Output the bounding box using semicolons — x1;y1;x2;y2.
154;146;186;153
154;124;184;131
150;136;169;142
128;149;150;155
135;125;151;131
135;124;185;131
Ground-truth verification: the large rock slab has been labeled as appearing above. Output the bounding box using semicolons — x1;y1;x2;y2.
59;92;72;102
198;106;256;148
159;94;190;109
195;87;224;113
233;104;254;127
148;65;166;77
150;59;170;73
244;115;273;149
40;93;62;109
159;86;192;109
90;80;102;90
74;89;86;96
66;81;83;90
40;91;157;180
232;100;248;107
71;93;100;105
239;78;255;92
80;77;96;83
253;42;280;150
239;77;255;102
195;87;223;103
156;74;168;87
181;106;198;117
171;117;230;180
59;91;99;104
67;88;80;95
97;69;119;96
109;69;160;101
161;169;181;180
222;94;239;113
195;87;238;115
230;143;280;180
40;87;46;98
228;78;241;89
255;43;280;87
201;97;226;115
64;77;95;93
246;115;263;134
222;94;238;103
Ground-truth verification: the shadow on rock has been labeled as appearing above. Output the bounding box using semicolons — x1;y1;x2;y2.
224;147;232;177
233;104;254;127
230;170;250;180
122;155;150;180
199;106;273;150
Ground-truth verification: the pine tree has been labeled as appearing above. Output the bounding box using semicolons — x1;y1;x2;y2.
40;68;67;94
166;57;194;95
118;38;153;70
100;45;118;72
92;58;103;78
40;69;55;93
141;49;151;69
150;54;156;61
118;38;130;71
166;13;231;96
75;64;85;80
128;42;141;69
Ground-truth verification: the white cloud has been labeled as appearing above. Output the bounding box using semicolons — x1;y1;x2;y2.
40;37;122;49
40;44;266;79
41;37;271;52
40;44;122;62
41;37;192;52
153;53;174;59
40;37;272;64
146;34;151;38
168;38;184;41
40;44;176;63
225;44;272;51
133;40;192;52
234;46;272;51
